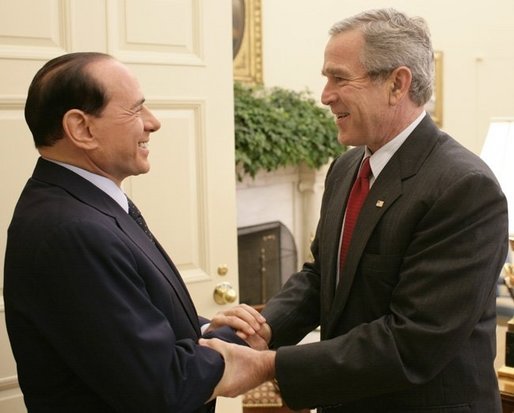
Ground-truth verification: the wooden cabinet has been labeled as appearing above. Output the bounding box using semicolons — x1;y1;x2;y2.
243;381;309;413
498;370;514;413
502;390;514;413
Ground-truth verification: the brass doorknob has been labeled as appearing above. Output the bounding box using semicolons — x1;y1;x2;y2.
217;265;229;276
213;282;237;305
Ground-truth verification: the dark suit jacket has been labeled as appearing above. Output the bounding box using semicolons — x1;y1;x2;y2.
262;116;508;412
4;158;227;413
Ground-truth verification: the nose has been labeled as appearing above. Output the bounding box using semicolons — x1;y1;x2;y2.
321;81;336;106
143;106;161;132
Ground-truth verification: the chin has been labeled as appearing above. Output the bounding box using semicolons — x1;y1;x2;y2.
139;160;151;173
337;133;351;147
132;166;150;177
337;131;365;148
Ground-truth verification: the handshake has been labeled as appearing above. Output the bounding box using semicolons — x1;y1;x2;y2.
201;304;277;401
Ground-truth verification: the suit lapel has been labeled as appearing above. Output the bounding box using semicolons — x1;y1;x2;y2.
326;158;403;334
32;158;201;334
324;115;441;334
320;151;361;318
114;211;201;334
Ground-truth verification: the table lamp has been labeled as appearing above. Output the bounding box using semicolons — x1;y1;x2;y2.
480;118;514;391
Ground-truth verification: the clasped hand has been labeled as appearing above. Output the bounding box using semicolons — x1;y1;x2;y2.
201;304;276;400
204;303;271;350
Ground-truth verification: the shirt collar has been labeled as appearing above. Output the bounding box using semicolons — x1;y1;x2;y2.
44;159;129;212
365;111;426;185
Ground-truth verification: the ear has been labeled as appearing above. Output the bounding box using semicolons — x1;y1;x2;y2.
387;66;412;105
62;109;98;150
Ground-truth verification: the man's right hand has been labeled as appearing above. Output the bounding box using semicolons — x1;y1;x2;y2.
205;304;272;349
199;337;276;400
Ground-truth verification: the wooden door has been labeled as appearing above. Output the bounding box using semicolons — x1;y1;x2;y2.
0;1;240;411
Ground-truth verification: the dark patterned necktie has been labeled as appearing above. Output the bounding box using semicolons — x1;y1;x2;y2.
127;198;154;243
339;156;371;274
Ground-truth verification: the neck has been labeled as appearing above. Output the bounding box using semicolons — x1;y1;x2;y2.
368;105;424;153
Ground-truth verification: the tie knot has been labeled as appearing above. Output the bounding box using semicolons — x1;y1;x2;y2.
358;157;371;180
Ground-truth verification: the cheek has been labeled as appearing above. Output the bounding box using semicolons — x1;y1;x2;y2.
357;91;388;119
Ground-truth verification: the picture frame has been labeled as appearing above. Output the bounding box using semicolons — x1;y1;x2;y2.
426;51;443;127
232;0;263;84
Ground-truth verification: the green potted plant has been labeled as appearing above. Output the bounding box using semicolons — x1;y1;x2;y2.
234;82;345;180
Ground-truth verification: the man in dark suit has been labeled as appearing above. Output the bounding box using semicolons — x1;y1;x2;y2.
201;8;509;412
4;52;265;413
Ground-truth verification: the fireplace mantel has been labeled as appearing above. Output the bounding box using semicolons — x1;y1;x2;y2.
236;162;330;268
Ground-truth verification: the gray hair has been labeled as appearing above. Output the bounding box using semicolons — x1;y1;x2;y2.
329;8;434;106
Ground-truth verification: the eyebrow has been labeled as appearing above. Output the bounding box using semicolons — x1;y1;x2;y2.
321;66;347;77
130;98;145;110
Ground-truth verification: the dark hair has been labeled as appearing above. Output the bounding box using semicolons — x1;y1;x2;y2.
24;52;112;147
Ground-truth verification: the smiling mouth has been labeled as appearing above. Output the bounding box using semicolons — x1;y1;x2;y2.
138;142;149;149
337;112;350;120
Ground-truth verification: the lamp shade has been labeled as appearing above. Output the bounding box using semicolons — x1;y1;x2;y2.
480;118;514;236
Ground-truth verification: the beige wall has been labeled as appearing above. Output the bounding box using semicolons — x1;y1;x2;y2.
261;0;514;155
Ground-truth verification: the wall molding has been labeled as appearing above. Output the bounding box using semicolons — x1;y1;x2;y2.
0;97;25;110
0;376;19;392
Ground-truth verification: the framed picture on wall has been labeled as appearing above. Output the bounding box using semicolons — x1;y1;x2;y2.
233;0;263;84
425;51;443;127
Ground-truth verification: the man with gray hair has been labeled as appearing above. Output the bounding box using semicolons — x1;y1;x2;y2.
201;8;508;412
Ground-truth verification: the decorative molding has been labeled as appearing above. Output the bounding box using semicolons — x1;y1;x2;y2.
233;0;263;84
298;162;330;194
236;165;299;189
146;98;204;110
107;0;204;66
130;98;211;281
0;376;19;392
0;97;25;110
236;164;329;267
426;50;443;127
181;268;211;284
0;46;66;61
0;0;70;60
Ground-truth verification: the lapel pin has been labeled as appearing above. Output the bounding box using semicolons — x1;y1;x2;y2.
376;200;385;208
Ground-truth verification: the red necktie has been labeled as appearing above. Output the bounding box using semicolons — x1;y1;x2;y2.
339;157;371;273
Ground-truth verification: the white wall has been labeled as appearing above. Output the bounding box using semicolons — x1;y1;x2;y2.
261;0;514;155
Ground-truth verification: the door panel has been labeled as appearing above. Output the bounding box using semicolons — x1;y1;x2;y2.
0;1;240;412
